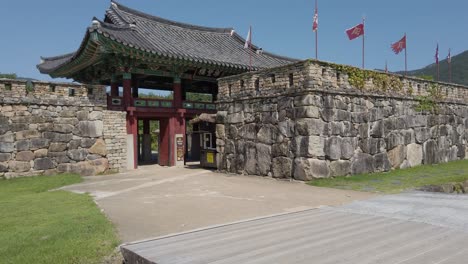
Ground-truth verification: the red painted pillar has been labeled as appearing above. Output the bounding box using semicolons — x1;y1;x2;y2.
123;72;138;169
173;76;183;108
123;73;132;108
110;80;119;97
171;76;186;166
158;118;170;166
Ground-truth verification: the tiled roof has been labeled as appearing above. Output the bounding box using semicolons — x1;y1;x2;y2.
38;1;297;75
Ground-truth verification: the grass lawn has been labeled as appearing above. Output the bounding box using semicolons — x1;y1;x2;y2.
0;174;120;264
309;160;468;194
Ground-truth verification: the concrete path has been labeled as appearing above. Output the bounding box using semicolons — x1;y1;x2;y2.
61;165;375;242
121;192;468;264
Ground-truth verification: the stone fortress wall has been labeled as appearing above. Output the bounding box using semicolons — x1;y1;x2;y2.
216;60;468;180
0;79;127;179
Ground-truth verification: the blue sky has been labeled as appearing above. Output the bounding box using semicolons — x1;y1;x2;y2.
1;0;467;81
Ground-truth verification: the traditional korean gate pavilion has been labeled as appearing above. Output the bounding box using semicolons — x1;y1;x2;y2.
38;1;295;169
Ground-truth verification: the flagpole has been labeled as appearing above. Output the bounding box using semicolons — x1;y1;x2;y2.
249;25;252;71
362;17;365;69
436;43;440;81
404;33;407;76
315;0;318;60
448;49;452;83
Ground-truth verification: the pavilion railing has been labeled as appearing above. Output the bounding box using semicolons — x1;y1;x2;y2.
107;96;216;111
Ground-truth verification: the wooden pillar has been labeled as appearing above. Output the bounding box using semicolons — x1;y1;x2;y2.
158;118;170;166
132;78;139;99
173;75;183;108
172;75;186;166
142;119;152;162
126;112;138;170
123;72;138;169
123;72;132;108
110;76;119;97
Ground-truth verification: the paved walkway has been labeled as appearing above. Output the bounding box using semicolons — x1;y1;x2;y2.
121;192;468;264
62;165;375;242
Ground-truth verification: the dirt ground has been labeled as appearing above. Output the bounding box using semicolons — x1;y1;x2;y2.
62;165;376;243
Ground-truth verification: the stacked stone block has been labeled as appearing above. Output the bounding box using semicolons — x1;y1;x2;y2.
0;79;127;179
216;60;468;180
103;111;127;171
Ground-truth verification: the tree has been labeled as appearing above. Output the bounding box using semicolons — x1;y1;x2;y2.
0;73;17;79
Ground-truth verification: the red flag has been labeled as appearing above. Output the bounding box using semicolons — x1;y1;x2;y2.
312;5;318;31
391;35;406;54
435;43;439;64
346;23;364;40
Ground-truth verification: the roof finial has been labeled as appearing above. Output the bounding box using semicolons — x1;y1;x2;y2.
230;29;235;36
92;19;101;28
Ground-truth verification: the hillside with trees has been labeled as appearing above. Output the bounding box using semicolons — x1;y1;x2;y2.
399;50;468;86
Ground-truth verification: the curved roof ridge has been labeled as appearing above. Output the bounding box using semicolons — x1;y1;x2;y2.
94;17;133;31
40;52;76;61
110;0;233;34
230;32;299;63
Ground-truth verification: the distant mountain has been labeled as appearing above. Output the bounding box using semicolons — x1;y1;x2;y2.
398;50;468;86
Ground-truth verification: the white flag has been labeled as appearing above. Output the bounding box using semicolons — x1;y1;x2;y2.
244;27;251;49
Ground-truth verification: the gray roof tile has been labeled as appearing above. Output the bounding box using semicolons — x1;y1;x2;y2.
38;1;297;75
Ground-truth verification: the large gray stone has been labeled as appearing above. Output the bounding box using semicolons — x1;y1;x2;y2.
272;157;293;178
351;153;375;175
67;149;88;161
81;138;97;148
89;111;103;120
423;140;438;164
16;151;34;162
34;158;55;170
238;124;257;141
30;138;50;150
294;106;320;119
272;141;290;157
56;118;79;125
329;160;351;177
0;153;11;162
16;140;30;151
256;143;272;176
257;125;282;145
34;149;48;158
8;161;31;173
292;136;325;158
49;143;67;152
0;142;15;153
89;139;107;156
16;130;40;140
227;112;244;124
374;153;391;172
295;118;325;136
325;136;342;160
0;162;8;172
278;120;295;138
244;143;257;175
341;137;356;160
407;143;423;167
216;124;226;139
53;124;75;134
386;132;405;150
43;132;73;143
77;121;103;137
370;120;384;138
388;145;406;169
0;133;15;143
294;94;322;107
294;158;330;181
